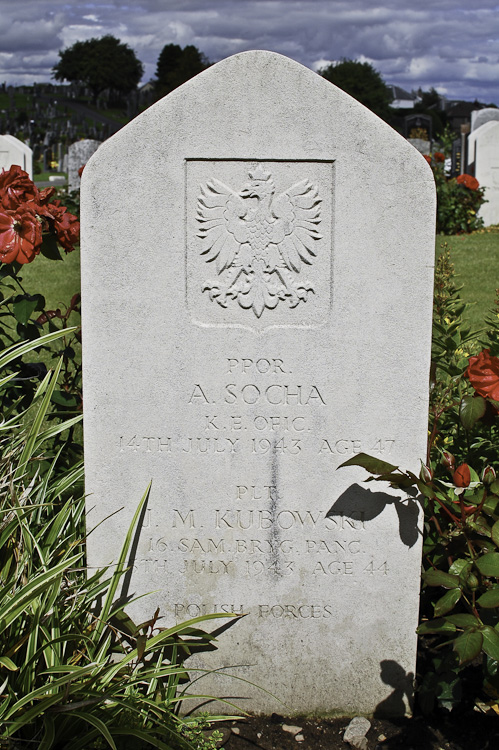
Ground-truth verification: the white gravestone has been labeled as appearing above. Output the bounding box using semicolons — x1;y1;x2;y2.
471;107;499;132
68;139;101;191
81;51;435;716
468;121;499;226
0;134;33;178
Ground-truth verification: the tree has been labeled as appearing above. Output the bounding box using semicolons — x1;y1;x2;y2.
318;59;391;120
52;35;144;103
155;44;210;95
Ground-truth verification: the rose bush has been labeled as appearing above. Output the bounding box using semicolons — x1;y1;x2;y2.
426;154;487;234
0;165;82;427
0;165;79;264
340;250;499;713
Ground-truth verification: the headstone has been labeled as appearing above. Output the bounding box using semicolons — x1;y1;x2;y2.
407;137;430;155
404;113;432;145
67;139;101;190
450;137;462;178
471;107;499;132
81;51;435;716
467;120;499;225
0;134;33;177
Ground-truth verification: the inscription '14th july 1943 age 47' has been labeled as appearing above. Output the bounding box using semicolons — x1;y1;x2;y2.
117;356;396;456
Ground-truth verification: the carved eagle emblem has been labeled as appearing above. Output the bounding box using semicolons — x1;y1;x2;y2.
196;164;322;318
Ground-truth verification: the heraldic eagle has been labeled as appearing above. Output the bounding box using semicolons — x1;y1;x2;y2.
197;164;322;318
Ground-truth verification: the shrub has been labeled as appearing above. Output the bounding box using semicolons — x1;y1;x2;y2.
339;250;499;712
425;154;487;235
0;335;239;748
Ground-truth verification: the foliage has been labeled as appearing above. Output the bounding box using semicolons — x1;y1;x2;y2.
339;250;499;713
0;335;240;749
318;58;392;120
52;35;144;103
0;165;81;434
426;154;487;235
155;44;210;96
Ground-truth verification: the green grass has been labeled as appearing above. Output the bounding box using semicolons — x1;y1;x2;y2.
436;232;499;331
10;231;498;339
18;247;80;310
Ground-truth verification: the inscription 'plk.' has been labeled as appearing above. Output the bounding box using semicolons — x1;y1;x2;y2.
197;164;322;317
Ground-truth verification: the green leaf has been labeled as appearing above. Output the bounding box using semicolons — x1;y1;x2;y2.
476;552;499;577
424;569;460;588
477;588;499;609
449;559;471;576
12;295;40;325
40;233;63;261
491;520;499;548
490;480;499;495
434;588;461;617
481;626;499;662
417;618;457;635
446;614;479;628
337;452;398;475
460;394;486;430
0;656;18;671
453;629;483;665
71;712;117;750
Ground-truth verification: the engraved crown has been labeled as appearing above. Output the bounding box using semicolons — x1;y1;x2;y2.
248;164;272;181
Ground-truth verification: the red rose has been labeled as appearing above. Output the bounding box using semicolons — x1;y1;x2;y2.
36;199;80;253
424;155;432;164
466;349;499;402
0;204;42;264
457;174;479;191
0;165;38;211
434;152;445;162
78;164;86;178
453;464;471;488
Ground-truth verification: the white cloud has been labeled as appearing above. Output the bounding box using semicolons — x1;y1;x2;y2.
0;0;498;102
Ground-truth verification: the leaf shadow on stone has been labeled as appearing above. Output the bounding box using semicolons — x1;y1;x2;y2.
374;659;415;718
326;483;421;548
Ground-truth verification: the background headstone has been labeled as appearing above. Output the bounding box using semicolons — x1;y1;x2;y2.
471;107;499;132
81;51;435;716
68;139;101;190
467;120;499;225
451;137;462;178
0;134;33;177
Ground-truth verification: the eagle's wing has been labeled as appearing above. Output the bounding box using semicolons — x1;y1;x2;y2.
197;179;249;274
271;179;322;273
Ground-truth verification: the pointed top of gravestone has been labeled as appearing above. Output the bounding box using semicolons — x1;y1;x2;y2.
85;50;432;186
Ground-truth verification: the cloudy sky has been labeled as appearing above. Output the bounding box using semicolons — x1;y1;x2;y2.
2;0;499;104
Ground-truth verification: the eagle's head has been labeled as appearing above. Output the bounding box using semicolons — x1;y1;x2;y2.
240;164;275;200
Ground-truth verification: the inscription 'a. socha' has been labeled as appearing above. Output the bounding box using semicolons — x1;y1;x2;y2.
197;164;322;317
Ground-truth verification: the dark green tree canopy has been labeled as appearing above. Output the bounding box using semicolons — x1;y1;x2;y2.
155;44;210;95
318;59;392;120
52;35;144;102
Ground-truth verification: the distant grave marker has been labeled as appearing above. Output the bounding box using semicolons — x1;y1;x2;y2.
468;121;499;226
68;139;101;190
81;51;435;716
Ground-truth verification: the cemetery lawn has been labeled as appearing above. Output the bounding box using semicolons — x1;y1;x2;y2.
16;233;498;333
20;245;80;309
436;231;499;331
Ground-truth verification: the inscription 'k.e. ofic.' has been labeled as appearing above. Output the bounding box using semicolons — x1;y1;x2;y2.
197;164;322;317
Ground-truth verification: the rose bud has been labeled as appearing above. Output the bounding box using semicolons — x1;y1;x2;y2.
453;463;471;488
482;466;496;486
419;463;433;483
442;450;456;471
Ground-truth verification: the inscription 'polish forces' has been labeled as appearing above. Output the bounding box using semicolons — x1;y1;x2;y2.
197;164;322;317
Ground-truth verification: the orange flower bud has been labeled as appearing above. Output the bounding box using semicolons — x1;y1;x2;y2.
453;463;471;487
